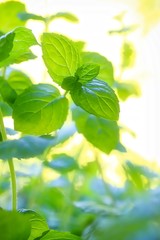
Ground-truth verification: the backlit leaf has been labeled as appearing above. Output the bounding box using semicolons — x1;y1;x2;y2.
49;12;79;23
36;229;81;240
42;33;80;85
75;64;100;84
0;1;26;33
72;106;119;154
13;84;68;135
18;12;45;21
0;210;31;240
0;31;15;61
71;79;119;121
0;27;38;67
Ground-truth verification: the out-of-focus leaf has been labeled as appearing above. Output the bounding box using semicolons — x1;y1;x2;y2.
0;135;55;160
19;209;49;240
81;52;114;86
115;81;140;101
121;42;135;69
49;12;79;23
18;12;45;21
0;210;31;240
45;154;78;173
0;1;26;33
0;27;38;67
72;106;119;154
0;77;17;106
35;229;81;240
0;96;12;116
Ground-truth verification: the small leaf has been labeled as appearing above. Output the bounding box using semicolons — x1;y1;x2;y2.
19;209;49;240
61;76;77;91
0;1;26;33
7;69;32;94
13;84;68;135
0;135;55;160
0;210;31;240
0;27;38;67
49;12;79;23
71;79;120;121
0;96;12;116
18;12;45;21
72;106;119;154
75;64;100;84
82;52;114;86
36;229;81;240
42;33;80;85
45;154;78;173
0;31;15;61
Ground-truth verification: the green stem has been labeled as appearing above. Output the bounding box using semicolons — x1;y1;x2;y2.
0;108;17;210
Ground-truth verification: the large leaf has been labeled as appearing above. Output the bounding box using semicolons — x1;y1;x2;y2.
36;229;81;240
72;106;119;154
45;154;78;173
0;1;26;33
81;52;114;86
71;79;120;121
0;135;55;160
0;210;31;240
13;84;68;135
6;69;32;94
19;209;49;240
42;33;80;85
0;31;15;61
0;27;38;67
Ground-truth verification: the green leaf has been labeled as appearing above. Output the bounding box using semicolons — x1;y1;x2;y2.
0;31;15;61
71;79;120;121
19;209;49;240
0;135;55;160
0;210;31;240
18;12;45;21
42;33;80;85
61;76;77;91
121;41;135;68
0;96;12;116
45;154;78;173
81;52;114;86
13;84;68;135
7;69;32;94
0;77;17;106
0;27;38;67
49;12;79;23
36;229;81;240
75;64;100;84
72;106;119;154
0;1;26;33
115;81;140;101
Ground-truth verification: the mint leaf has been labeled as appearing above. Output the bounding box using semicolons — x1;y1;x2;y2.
121;41;135;68
82;52;114;86
72;106;119;154
42;33;80;85
19;209;49;240
0;210;31;240
115;81;140;101
75;64;100;84
0;27;38;67
71;79;119;121
13;84;68;135
45;154;78;173
0;136;54;160
49;12;79;23
36;229;81;240
61;76;77;90
0;31;15;61
0;1;26;33
7;69;32;95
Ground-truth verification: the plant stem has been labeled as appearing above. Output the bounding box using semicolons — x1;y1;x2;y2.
0;108;17;210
